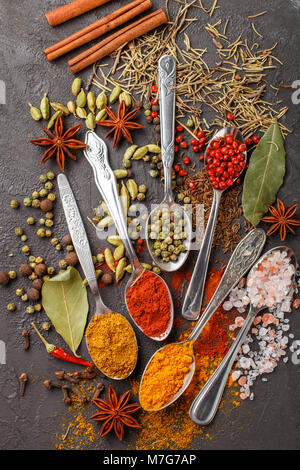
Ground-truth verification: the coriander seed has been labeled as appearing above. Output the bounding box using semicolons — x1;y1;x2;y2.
10;200;20;209
7;303;16;312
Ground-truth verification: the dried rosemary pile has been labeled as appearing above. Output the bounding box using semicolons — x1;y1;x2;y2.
90;0;289;139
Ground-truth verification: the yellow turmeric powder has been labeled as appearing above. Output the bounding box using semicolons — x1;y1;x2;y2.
139;341;194;411
86;313;137;379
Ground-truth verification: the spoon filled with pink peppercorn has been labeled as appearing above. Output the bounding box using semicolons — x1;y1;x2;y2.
182;127;247;321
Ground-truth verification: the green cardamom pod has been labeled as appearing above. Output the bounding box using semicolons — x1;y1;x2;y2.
95;109;107;122
104;248;116;272
96;91;108;110
132;146;149;160
107;235;122;246
114;169;128;179
96;253;105;264
113;244;125;261
115;257;127;283
47;110;61;129
28;102;42;121
123;145;138;162
85;112;96;130
95;269;103;279
40;93;50;120
141;263;152;271
76;106;87;119
120;181;129;216
50;102;70;116
76;88;87;108
147;144;161;154
97;215;113;229
109;85;122;104
87;91;96;113
126;179;138;200
125;264;132;273
67;101;76;116
101;201;109;215
72;78;82;96
119;91;132;108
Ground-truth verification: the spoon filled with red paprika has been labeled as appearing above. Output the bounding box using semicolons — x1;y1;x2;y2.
182;126;247;321
84;131;174;341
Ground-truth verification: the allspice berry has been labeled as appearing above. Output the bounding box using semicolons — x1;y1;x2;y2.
62;234;72;245
65;252;79;267
27;288;40;301
40;199;53;212
101;273;113;285
19;264;33;277
34;263;48;277
32;278;43;291
0;271;10;285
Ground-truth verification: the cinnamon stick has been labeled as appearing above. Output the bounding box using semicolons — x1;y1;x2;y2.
69;8;167;74
45;0;112;27
44;0;152;61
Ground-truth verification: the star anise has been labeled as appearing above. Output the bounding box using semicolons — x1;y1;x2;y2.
30;115;86;172
89;385;141;441
97;100;144;148
261;198;300;241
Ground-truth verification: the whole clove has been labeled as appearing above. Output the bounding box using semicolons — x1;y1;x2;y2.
73;369;97;380
19;373;28;396
92;382;104;400
72;386;88;405
62;385;72;405
54;370;80;384
22;329;30;350
43;379;62;390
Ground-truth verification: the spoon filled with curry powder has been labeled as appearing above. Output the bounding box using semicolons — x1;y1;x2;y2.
58;174;137;380
84;131;174;341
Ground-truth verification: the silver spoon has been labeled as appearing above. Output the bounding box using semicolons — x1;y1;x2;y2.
139;228;266;411
84;131;174;341
146;55;192;272
182;126;247;320
57;173;138;380
189;245;297;425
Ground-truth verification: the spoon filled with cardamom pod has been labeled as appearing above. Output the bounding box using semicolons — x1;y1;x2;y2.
145;55;192;272
84;131;174;342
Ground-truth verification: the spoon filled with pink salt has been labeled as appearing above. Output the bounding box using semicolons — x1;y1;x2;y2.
189;245;297;425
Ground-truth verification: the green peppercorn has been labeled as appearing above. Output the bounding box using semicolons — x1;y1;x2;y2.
26;305;35;314
32;191;39;199
10;199;20;209
44;181;53;190
21;294;28;302
59;260;68;269
37;228;46;238
39;174;48;183
8;271;16;279
45;230;52;237
42;322;51;331
149;169;159;178
177;193;185;201
28;256;36;263
34;304;42;312
23;197;32;207
15;227;23;236
47;193;56;202
137;193;146;201
50;238;59;246
47;171;55;180
31;199;40;209
183;196;191;204
39;218;45;225
55;243;62;251
39;189;48;198
152;266;161;275
66;245;74;252
47;267;55;275
27;217;35;225
45;212;53;219
45;219;54;227
7;302;16;312
22;245;30;255
138;184;147;193
16;288;24;296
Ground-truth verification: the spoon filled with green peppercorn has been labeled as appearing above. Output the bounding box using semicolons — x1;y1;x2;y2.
146;55;192;272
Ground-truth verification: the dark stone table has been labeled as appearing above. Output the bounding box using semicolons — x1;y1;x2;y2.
0;0;299;450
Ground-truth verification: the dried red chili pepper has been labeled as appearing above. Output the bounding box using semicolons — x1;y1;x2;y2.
31;322;93;368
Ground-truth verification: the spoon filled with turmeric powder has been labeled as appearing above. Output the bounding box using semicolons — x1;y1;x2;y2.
58;174;138;380
84;131;174;342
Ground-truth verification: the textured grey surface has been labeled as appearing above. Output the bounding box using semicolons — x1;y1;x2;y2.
0;0;299;450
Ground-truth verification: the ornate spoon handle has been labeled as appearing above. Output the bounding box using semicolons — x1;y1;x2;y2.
188;228;266;342
158;55;176;204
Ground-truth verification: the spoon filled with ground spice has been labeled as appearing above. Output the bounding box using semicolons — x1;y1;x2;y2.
182;126;247;321
146;55;192;272
58;174;138;380
139;245;296;412
84;131;174;341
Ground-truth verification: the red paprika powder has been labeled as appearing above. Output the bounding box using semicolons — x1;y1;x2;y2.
126;270;171;338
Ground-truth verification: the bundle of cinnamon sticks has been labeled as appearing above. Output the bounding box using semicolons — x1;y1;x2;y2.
44;0;167;73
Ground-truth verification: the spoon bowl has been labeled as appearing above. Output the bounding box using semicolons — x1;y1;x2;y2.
140;245;296;411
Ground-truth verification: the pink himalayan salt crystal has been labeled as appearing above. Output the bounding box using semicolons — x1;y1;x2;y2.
235;316;245;327
238;376;247;386
293;298;300;309
253;315;262;325
229;323;237;331
231;370;241;381
262;313;278;327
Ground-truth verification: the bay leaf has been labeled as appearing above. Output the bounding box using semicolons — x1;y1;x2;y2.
42;267;89;357
242;120;285;226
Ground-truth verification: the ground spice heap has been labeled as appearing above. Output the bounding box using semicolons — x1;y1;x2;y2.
178;169;243;253
85;313;137;379
126;270;171;338
139;341;194;411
